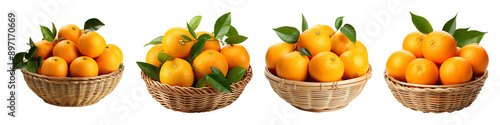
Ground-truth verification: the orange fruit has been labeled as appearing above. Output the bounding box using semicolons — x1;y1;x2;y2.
405;58;439;85
455;47;461;56
159;58;194;87
386;50;416;81
78;31;106;58
57;24;81;43
440;57;473;85
348;40;368;57
309;52;344;82
276;51;309;81
220;44;250;70
311;24;334;37
70;56;99;77
422;31;456;65
106;44;123;64
95;49;120;75
34;40;54;60
340;50;369;79
330;32;358;56
265;42;295;74
459;43;489;75
297;25;331;57
145;44;164;67
196;31;220;51
40;56;67;77
162;27;196;58
192;50;228;80
402;31;425;58
52;40;79;65
80;30;86;37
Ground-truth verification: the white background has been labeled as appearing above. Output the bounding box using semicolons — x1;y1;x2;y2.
1;0;500;125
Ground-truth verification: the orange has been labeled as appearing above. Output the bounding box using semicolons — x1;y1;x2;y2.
95;49;120;75
340;50;369;79
106;44;123;64
405;58;439;85
162;27;196;58
196;31;220;51
311;24;334;37
402;31;425;58
220;44;250;70
78;31;106;58
265;42;295;74
386;50;416;81
330;32;360;56
70;56;99;77
34;40;54;60
57;24;81;43
309;52;344;82
459;43;489;75
52;40;79;65
276;51;309;81
159;58;194;87
348;40;368;57
422;31;456;65
145;44;164;67
296;25;331;57
440;57;473;85
192;50;228;80
40;56;67;77
80;30;86;37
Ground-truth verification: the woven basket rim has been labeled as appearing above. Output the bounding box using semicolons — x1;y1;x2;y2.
21;67;125;81
384;70;488;88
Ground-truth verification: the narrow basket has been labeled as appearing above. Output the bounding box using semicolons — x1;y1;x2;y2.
265;65;372;112
384;70;487;113
21;67;124;107
141;65;253;113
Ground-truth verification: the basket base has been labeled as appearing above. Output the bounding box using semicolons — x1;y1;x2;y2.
42;99;100;107
292;104;349;113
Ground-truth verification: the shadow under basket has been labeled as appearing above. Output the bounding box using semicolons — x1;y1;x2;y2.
384;70;488;113
141;65;253;113
21;68;124;107
265;65;372;112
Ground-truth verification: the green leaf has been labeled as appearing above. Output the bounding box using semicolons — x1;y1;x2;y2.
84;18;105;31
335;16;344;31
195;76;207;88
157;52;174;64
301;14;308;32
442;14;457;35
27;61;37;73
226;25;239;37
144;36;163;47
273;26;300;44
190;34;211;59
188;15;202;30
456;30;487;47
29;37;35;47
206;74;232;93
227;67;245;84
119;64;124;69
340;24;357;44
51;23;57;38
214;12;231;40
25;46;38;60
453;28;470;42
12;52;26;69
40;25;54;42
299;48;312;56
37;56;43;68
181;34;193;41
410;12;433;34
14;62;27;69
224;35;248;44
210;67;225;77
136;62;161;81
186;22;197;39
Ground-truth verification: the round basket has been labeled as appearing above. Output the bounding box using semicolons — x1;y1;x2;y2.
21;67;124;107
141;65;253;113
384;70;488;113
265;65;372;112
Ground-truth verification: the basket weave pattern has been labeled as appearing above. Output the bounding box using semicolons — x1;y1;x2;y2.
21;68;124;107
385;71;487;113
141;66;253;113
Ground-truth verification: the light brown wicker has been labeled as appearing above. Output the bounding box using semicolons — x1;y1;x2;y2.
265;65;372;112
141;65;253;113
385;70;488;113
21;67;124;107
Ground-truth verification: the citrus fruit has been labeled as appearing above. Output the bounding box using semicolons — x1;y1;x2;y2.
106;44;123;64
340;50;369;79
276;51;309;81
52;40;79;65
348;40;368;57
386;50;416;81
192;50;228;80
196;31;220;51
296;25;331;57
145;44;164;67
265;42;295;74
159;58;194;87
220;44;250;70
402;31;425;58
95;49;120;75
309;52;344;82
331;32;356;56
80;30;86;37
162;27;196;58
459;43;489;75
311;24;334;37
57;24;81;43
405;58;439;85
456;47;461;56
34;39;54;60
440;57;473;85
78;31;106;58
422;31;456;65
40;56;67;77
69;56;99;77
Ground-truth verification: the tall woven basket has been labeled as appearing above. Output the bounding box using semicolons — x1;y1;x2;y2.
141;65;253;113
21;67;124;107
265;65;372;112
385;70;488;113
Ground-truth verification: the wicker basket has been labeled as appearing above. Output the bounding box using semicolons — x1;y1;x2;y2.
21;67;124;107
384;70;488;113
265;65;372;112
141;65;253;113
